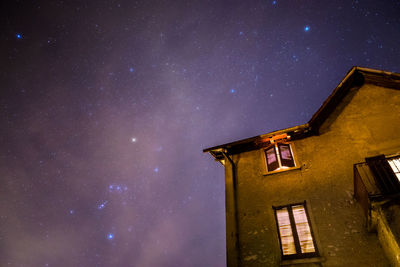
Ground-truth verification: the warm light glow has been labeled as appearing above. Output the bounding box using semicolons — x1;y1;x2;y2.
271;133;289;142
261;133;290;144
275;166;289;171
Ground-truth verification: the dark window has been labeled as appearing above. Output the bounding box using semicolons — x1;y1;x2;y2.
265;143;295;172
366;155;400;194
266;146;279;171
278;143;295;168
274;202;318;260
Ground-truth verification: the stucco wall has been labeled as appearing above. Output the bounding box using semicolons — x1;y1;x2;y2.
226;84;400;266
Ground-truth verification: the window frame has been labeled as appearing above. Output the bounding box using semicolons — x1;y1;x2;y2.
273;202;319;260
263;141;299;175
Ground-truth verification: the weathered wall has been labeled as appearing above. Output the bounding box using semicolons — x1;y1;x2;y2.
385;204;400;246
226;84;400;266
375;205;400;267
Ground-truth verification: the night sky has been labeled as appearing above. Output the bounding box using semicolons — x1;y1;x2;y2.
1;1;400;266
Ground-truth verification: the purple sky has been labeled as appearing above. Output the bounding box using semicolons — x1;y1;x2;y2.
1;1;400;266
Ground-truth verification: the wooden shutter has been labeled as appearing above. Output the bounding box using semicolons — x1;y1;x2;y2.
278;143;295;168
292;205;316;253
266;146;279;171
276;208;297;255
274;203;318;259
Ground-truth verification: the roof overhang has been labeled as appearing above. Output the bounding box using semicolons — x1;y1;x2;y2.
203;124;311;161
203;66;400;161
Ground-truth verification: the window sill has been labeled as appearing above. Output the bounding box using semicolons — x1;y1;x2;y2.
281;256;325;266
263;166;301;176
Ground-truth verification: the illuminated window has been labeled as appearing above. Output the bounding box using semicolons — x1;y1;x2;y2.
388;156;400;182
265;143;295;172
274;202;318;260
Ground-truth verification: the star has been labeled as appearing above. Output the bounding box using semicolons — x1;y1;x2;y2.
129;67;134;72
154;167;159;173
230;89;236;93
131;137;137;143
304;25;310;32
108;184;127;193
97;201;108;210
16;33;22;39
272;0;277;5
69;209;75;214
107;233;114;240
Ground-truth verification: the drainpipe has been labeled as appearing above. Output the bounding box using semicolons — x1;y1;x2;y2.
222;151;242;267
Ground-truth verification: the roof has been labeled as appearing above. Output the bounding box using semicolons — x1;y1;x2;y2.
203;67;400;161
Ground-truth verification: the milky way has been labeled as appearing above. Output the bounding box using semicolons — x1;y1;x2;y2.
1;1;400;266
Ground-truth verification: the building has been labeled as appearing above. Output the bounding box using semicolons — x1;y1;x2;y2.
203;67;400;266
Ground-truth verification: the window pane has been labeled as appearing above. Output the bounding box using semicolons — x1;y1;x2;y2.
266;147;279;171
388;157;400;182
292;205;315;253
278;144;295;167
276;208;296;255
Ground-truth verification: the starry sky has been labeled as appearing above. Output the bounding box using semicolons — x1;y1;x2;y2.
1;1;400;266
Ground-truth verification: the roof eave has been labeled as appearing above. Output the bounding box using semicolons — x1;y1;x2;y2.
203;123;311;160
203;66;400;160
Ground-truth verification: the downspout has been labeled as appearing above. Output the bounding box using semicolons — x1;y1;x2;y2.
222;151;242;266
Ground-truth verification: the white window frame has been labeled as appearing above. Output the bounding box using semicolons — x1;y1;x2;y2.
263;142;300;174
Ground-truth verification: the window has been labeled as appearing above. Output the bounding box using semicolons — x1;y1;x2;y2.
274;202;318;260
388;156;400;182
265;143;295;172
366;155;400;194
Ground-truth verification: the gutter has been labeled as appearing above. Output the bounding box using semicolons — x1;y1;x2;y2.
222;151;242;267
